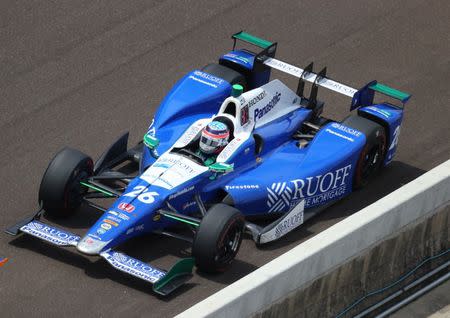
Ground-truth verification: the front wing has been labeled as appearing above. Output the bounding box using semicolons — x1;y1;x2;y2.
7;219;194;296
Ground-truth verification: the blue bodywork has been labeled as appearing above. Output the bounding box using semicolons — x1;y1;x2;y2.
9;33;410;295
81;65;406;254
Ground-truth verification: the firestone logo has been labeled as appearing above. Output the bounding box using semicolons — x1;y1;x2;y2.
267;165;352;212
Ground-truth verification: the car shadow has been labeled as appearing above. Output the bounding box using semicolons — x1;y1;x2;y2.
195;259;259;285
8;227;256;298
7;161;425;294
7;232;195;297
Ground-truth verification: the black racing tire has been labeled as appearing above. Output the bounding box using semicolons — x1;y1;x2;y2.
192;203;244;273
342;115;387;189
39;147;93;218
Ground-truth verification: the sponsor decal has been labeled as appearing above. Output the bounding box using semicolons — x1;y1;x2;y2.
225;185;260;190
104;219;119;227
147;118;156;136
118;212;130;221
101;251;165;283
97;228;106;235
107;215;122;223
386;125;401;163
153;214;161;221
176;122;205;147
330;123;362;137
263;58;357;97
168;186;195;200
193;71;224;85
101;223;112;230
142;153;208;190
125;224;144;235
254;92;281;120
85;238;94;245
158;156;195;174
321;78;357;97
124;186;159;204
217;137;243;162
153;177;173;189
267;165;352;212
189;71;224;88
326;129;355;142
109;211;119;216
366;106;391;118
224;53;251;65
154;163;171;169
182;201;196;210
259;200;305;244
241;105;249;126
88;233;101;240
275;210;303;238
118;203;135;213
20;221;80;246
247;91;267;108
0;257;9;267
389;126;400;151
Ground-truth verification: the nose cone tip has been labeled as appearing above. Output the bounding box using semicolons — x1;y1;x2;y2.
76;236;110;255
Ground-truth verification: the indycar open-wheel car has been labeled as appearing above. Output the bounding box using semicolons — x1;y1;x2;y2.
6;31;411;296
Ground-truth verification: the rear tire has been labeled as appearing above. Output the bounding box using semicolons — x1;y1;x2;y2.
39;148;93;218
192;204;244;273
342;115;387;189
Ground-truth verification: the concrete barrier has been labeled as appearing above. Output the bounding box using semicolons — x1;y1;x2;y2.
177;159;450;318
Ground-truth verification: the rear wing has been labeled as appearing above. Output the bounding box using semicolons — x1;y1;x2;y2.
259;57;411;110
231;31;277;61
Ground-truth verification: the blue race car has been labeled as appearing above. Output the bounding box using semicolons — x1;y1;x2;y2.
6;31;411;296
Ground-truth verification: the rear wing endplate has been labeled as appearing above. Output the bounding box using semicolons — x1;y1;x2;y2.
260;57;411;110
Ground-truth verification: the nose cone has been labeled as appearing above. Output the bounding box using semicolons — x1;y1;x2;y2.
76;236;111;255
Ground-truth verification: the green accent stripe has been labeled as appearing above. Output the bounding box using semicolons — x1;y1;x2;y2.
233;32;272;49
163;214;199;227
153;258;194;294
369;83;411;103
80;181;115;197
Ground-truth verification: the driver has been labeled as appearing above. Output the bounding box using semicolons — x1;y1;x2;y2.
197;121;230;166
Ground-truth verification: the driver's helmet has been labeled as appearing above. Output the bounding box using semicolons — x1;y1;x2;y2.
199;121;230;155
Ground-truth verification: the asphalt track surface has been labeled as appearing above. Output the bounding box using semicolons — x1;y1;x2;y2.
0;1;449;317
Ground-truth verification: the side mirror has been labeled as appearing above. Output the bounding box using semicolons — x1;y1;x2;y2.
143;133;160;159
144;133;159;149
209;162;234;174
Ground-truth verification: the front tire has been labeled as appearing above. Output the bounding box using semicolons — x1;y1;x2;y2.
192;204;244;273
39;148;93;218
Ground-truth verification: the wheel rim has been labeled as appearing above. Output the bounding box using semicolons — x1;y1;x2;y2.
215;222;242;264
361;144;381;180
64;159;93;209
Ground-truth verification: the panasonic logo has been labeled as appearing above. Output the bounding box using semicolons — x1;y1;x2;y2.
254;92;281;120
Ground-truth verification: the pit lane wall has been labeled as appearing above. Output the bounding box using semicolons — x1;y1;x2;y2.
177;159;450;318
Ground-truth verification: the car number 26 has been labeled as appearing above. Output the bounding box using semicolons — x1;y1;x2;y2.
124;186;159;204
